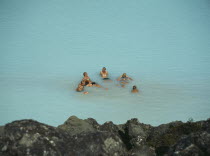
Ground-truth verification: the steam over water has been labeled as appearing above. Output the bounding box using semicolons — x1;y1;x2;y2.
0;0;210;126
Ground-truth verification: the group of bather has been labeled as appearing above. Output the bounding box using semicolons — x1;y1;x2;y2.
76;67;139;94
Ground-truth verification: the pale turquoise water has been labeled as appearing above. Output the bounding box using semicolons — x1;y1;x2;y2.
0;0;210;126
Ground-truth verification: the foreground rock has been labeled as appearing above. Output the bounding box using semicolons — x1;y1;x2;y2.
0;116;209;156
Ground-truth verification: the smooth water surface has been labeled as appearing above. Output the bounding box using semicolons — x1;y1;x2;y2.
1;0;210;126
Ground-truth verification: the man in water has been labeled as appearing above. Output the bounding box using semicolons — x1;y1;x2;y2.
131;85;139;93
100;67;109;79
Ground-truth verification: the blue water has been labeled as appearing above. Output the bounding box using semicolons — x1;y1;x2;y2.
1;0;210;126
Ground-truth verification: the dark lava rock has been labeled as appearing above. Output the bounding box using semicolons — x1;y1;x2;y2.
167;131;210;156
0;126;4;137
120;118;155;156
0;120;69;156
67;131;127;156
100;121;121;134
0;116;209;156
57;116;98;136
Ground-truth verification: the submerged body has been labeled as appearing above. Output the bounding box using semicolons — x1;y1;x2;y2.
76;84;84;92
117;73;133;81
86;82;101;87
117;73;133;87
131;86;139;93
76;81;89;94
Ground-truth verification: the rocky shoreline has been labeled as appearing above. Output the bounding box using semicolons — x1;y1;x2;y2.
0;116;209;156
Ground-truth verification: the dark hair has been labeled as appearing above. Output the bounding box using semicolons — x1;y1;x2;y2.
85;81;89;85
133;85;137;89
83;72;87;76
122;73;126;78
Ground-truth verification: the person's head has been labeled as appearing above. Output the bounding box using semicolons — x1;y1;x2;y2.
102;67;106;71
83;72;88;77
122;73;126;78
78;83;83;88
133;85;137;90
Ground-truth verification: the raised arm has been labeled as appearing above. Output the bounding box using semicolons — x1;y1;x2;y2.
117;75;122;81
128;76;133;80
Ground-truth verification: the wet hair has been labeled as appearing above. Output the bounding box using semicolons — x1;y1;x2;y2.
122;73;126;78
92;82;96;85
83;72;87;76
102;67;106;70
133;85;137;89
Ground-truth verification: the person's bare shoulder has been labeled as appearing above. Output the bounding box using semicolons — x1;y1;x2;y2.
132;89;139;93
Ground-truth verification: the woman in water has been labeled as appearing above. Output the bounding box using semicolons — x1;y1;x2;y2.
131;85;139;93
117;73;133;87
82;72;96;86
82;72;92;83
82;72;104;88
117;73;133;81
76;81;88;94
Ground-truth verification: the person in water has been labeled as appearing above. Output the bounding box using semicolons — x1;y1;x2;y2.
117;73;133;81
117;73;133;87
82;72;103;88
76;81;88;94
86;82;101;87
85;80;108;90
76;82;84;92
100;67;109;79
131;85;139;93
82;72;92;84
83;72;91;81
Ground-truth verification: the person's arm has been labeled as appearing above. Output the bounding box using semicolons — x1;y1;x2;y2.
117;75;122;81
97;84;108;90
128;76;133;80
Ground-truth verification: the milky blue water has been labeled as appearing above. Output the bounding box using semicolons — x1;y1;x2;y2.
1;0;210;126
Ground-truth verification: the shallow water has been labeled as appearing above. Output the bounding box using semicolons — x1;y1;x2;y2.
0;0;210;126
